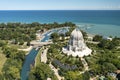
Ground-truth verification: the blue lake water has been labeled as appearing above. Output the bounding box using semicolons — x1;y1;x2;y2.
0;10;120;37
41;27;69;42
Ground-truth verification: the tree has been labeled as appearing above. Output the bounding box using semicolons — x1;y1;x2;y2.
27;41;30;46
117;73;120;80
106;76;115;80
16;51;25;61
51;32;60;42
98;38;119;50
81;30;88;40
6;66;20;79
28;63;58;80
83;71;90;80
93;35;103;42
107;42;116;50
0;40;6;47
102;63;117;74
14;39;18;44
0;74;5;80
28;72;36;80
64;71;83;80
19;40;24;45
2;59;23;80
30;34;36;40
98;39;109;49
65;31;71;36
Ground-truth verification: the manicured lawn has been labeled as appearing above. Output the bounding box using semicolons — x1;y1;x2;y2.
35;47;43;66
0;48;7;74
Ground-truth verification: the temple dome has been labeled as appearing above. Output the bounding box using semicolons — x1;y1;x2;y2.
62;28;92;57
70;28;83;40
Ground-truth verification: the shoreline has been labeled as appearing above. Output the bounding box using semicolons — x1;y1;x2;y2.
0;21;120;37
76;23;120;37
0;22;119;37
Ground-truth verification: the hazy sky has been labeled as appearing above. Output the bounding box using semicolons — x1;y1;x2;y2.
0;0;120;10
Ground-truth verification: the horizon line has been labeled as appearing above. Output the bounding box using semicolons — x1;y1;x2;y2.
0;9;120;11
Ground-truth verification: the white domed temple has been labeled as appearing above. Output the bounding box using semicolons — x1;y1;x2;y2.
62;28;92;57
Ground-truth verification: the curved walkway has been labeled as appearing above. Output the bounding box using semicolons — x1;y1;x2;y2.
79;57;89;74
81;58;89;71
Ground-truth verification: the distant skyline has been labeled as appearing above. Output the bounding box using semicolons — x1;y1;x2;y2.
0;0;120;10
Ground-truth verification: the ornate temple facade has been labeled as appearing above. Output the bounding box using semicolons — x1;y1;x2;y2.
62;28;92;57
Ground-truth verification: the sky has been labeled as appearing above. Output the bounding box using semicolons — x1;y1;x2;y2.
0;0;120;10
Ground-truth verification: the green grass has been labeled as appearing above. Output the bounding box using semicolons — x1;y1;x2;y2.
35;47;43;66
0;47;7;74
